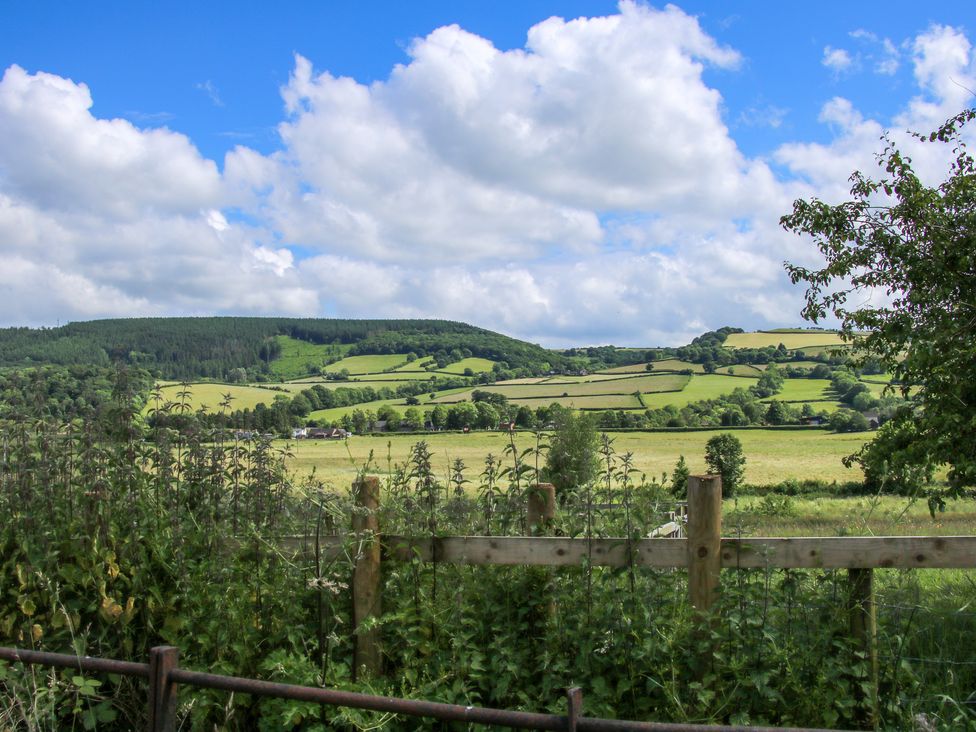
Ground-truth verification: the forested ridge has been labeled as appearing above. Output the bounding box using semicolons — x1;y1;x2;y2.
0;317;567;379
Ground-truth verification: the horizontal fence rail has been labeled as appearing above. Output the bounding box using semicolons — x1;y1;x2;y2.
280;534;976;570
0;645;846;732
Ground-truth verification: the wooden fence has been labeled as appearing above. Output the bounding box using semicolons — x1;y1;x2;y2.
290;474;976;730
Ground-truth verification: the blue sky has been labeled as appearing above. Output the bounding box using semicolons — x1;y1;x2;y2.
1;1;974;345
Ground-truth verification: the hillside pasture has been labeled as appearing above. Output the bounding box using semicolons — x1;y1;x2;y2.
322;354;411;374
342;371;441;381
713;365;762;377
394;357;435;371
486;373;690;398
154;382;292;412
506;394;644;409
268;335;352;380
765;378;835;403
438;357;496;374
600;358;703;374
724;331;847;350
640;374;753;408
549;373;632;382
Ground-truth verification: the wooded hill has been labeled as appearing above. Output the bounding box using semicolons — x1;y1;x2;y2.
0;317;570;380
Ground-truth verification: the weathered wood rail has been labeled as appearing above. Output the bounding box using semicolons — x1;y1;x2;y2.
281;531;976;570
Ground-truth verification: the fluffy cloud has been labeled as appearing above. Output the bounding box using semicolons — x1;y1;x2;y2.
228;0;785;267
822;46;854;72
0;65;315;326
1;7;974;346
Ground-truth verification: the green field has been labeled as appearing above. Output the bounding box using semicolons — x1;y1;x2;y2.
764;378;834;403
425;374;690;405
154;382;293;412
438;357;496;375
725;331;848;350
285;428;872;490
507;394;644;409
268;335;352;380
323;354;411;374
342;371;441;381
394;357;434;371
727;494;976;537
600;359;703;374
713;365;762;377
279;379;437;392
640;374;752;408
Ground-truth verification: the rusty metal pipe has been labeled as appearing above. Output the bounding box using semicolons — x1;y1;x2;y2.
169;668;567;728
0;646;149;678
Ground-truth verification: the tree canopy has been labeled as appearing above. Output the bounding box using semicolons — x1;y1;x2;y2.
781;109;976;502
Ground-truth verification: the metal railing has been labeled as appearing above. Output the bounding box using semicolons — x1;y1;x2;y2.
0;645;843;732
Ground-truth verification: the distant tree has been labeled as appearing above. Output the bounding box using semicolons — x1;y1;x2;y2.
429;404;448;429
670;455;690;498
765;400;789;425
514;405;536;428
752;366;784;398
227;367;248;383
474;401;499;430
403;407;423;431
544;407;599;496
704;433;746;497
829;409;870;433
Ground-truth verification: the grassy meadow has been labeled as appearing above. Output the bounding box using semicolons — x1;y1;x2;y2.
268;335;352;380
322;353;412;374
285;427;872;492
724;330;848;349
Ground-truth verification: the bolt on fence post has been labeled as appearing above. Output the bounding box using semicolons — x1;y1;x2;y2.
352;475;382;680
848;567;879;730
686;474;723;613
148;645;179;732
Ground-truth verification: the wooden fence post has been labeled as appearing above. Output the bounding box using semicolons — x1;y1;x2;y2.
148;645;179;732
686;474;722;613
352;476;382;680
849;568;879;730
527;482;556;536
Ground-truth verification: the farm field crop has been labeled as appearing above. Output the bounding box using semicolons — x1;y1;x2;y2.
154;382;291;412
714;364;762;376
341;371;441;381
424;374;691;405
600;358;703;374
323;354;411;374
283;379;437;392
640;374;752;408
765;378;835;402
725;331;847;350
507;394;643;409
285;427;872;490
438;357;496;374
394;357;434;371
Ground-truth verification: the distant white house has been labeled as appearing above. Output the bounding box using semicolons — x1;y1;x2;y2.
293;427;348;440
